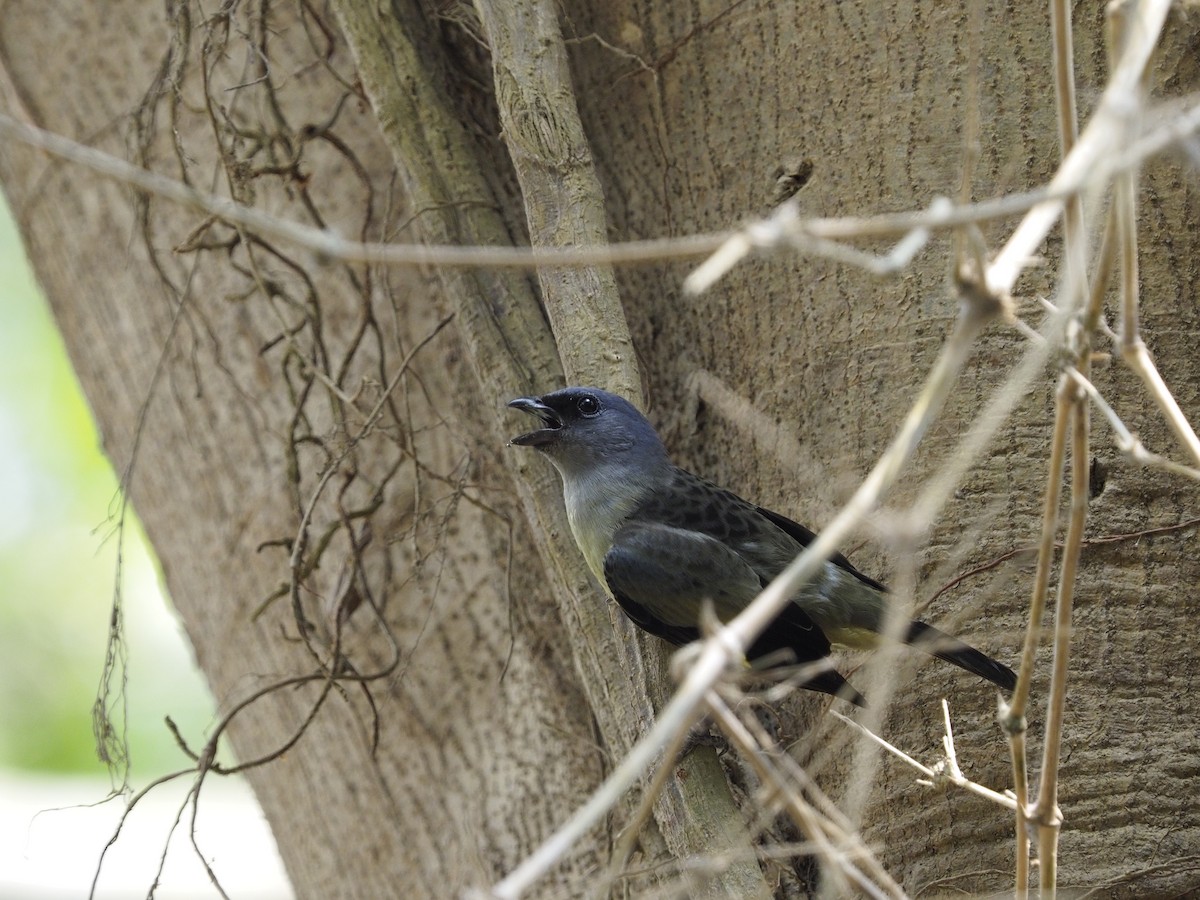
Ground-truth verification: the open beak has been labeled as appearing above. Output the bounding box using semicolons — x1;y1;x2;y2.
507;397;563;447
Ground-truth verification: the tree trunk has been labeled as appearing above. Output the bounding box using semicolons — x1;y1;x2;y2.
1;0;1198;897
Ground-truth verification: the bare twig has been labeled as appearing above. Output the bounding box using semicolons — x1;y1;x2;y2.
683;199;943;295
985;0;1172;298
601;717;692;890
1109;43;1200;469
830;705;1016;812
709;692;903;900
1006;373;1072;894
1068;367;1200;481
1032;378;1090;893
4;91;1200;284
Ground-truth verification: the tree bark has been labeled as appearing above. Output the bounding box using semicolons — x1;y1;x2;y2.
1;0;1198;897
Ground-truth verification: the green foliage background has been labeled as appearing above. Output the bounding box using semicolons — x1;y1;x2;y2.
0;199;216;777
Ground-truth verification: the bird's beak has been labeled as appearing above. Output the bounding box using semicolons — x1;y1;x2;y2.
507;397;563;447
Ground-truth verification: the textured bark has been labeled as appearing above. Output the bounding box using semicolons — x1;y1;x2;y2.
330;1;767;893
0;2;604;895
1;1;1198;898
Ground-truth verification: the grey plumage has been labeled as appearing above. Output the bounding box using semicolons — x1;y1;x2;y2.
509;386;1016;706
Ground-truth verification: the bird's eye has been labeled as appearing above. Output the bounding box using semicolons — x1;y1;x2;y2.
576;395;601;417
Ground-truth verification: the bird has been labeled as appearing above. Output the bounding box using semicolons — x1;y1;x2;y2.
507;386;1017;707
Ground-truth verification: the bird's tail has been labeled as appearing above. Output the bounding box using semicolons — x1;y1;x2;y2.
806;668;868;708
905;620;1017;691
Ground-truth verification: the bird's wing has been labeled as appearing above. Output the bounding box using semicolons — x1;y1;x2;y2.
629;468;886;594
603;520;763;641
604;520;865;704
604;519;864;705
754;504;889;593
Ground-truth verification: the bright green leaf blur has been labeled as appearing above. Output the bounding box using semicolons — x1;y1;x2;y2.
0;197;218;777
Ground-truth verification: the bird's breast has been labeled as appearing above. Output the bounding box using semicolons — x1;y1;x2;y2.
562;474;647;587
565;504;612;584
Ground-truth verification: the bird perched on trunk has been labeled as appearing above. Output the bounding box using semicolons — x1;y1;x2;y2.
508;386;1016;707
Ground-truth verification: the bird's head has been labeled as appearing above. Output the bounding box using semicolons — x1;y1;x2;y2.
507;387;668;478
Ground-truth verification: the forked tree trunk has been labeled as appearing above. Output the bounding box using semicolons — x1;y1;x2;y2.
1;1;1198;897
